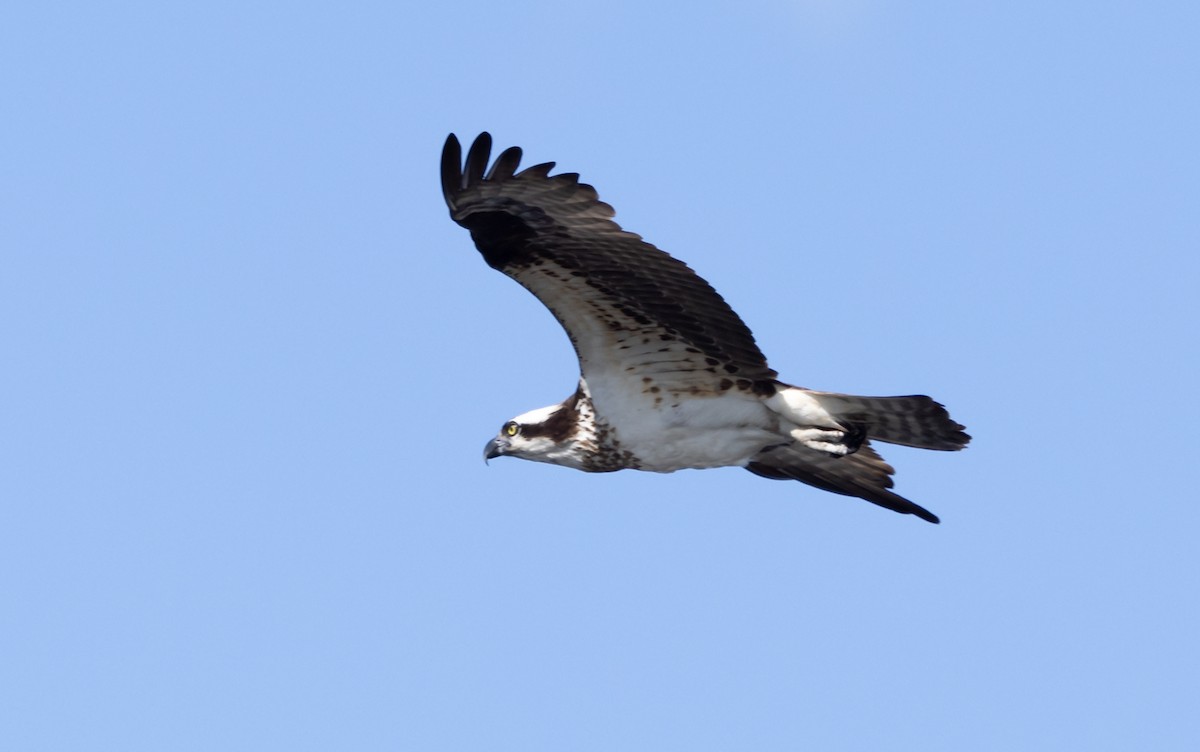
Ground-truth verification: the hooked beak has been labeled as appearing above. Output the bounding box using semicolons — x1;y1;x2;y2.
483;436;507;463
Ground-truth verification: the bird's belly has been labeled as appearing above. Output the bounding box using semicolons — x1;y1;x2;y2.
596;391;783;472
627;426;782;471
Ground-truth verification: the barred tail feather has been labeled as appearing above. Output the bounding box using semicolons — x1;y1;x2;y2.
812;393;970;451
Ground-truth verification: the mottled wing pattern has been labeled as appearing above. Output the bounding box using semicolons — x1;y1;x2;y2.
441;133;777;397
746;442;941;523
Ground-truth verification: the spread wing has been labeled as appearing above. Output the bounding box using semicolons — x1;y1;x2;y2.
441;133;777;397
746;442;942;523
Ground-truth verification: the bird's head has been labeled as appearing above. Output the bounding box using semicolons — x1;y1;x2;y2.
483;402;583;469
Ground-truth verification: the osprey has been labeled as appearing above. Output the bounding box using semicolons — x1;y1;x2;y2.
442;132;969;523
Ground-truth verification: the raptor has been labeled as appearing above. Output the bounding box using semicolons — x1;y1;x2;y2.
442;133;969;523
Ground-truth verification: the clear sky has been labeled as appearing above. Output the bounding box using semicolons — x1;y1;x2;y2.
3;2;1198;750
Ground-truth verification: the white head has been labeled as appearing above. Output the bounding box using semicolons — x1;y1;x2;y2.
483;401;585;469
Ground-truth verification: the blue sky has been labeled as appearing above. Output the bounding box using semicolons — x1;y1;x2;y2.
3;1;1198;749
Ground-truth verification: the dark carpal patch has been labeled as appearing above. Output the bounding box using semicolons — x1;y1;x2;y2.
463;210;538;270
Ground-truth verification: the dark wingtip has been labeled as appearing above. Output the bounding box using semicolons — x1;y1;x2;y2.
486;145;524;181
464;132;493;188
444;132;525;211
441;133;463;209
518;161;556;179
912;505;941;524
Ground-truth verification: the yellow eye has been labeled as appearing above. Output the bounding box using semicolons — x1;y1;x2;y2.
504;422;519;437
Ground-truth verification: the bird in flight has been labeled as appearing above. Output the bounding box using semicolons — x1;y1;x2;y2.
441;133;969;523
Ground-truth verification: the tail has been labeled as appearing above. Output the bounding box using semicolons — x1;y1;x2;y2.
812;392;970;451
766;387;970;454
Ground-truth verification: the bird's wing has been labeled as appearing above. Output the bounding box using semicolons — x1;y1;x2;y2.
442;133;777;399
746;441;942;523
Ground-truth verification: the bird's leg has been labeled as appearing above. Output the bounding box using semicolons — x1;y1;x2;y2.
789;426;853;456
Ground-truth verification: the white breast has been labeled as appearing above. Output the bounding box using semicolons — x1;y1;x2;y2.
583;377;783;472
